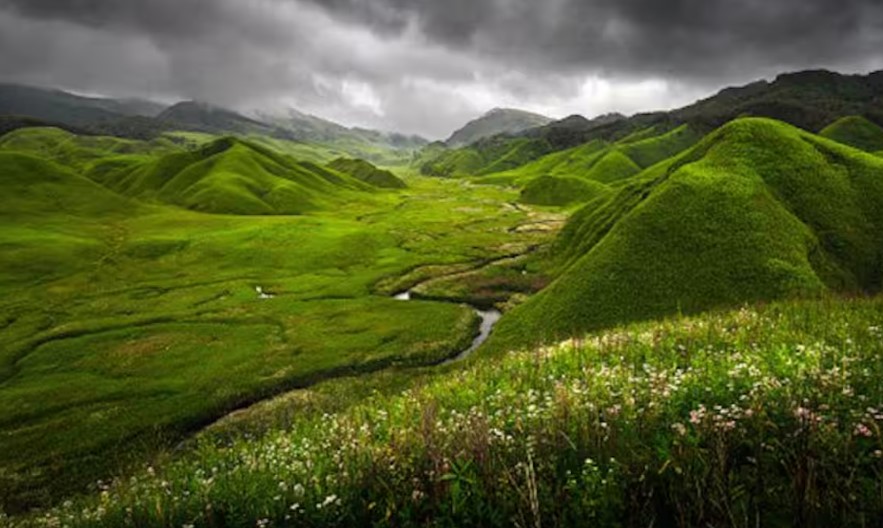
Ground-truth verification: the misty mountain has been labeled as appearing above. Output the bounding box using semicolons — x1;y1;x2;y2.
445;108;553;147
262;108;427;150
0;83;165;126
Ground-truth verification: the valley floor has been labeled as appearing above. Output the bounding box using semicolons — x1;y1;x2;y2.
0;172;562;512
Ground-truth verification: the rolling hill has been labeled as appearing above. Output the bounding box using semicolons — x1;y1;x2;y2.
820;115;883;153
487;118;883;350
86;136;379;215
476;125;701;205
420;69;883;180
327;158;407;188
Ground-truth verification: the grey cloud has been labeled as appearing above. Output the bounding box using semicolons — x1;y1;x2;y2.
0;0;882;138
305;0;883;79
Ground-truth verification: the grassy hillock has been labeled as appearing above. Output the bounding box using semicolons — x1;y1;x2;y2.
487;118;883;350
327;158;407;188
16;296;883;527
820;115;883;153
481;125;701;194
0;127;178;170
519;175;610;206
419;136;553;178
88;137;378;215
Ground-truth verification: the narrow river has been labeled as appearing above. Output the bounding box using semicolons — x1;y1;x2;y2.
394;290;501;362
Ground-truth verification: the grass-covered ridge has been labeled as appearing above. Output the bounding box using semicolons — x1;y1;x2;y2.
820;115;883;153
89;136;380;215
13;296;883;527
474;125;702;194
519;175;611;206
327;157;407;188
487;118;883;350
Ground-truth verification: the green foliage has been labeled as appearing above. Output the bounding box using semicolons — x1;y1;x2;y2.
327;158;407;188
16;297;883;527
519;175;611;206
820;115;883;153
488;118;883;350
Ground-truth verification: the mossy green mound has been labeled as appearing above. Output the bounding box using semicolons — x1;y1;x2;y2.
488;118;883;350
820;115;883;153
327;158;406;188
89;137;375;215
0;127;177;170
478;125;700;188
519;175;610;206
0;151;134;217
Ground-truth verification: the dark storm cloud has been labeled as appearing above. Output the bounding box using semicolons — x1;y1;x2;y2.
0;0;881;137
304;0;883;79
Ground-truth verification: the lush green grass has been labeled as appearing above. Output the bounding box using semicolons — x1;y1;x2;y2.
0;130;560;511
819;115;883;153
487;118;883;350
617;124;703;169
327;158;406;188
473;125;701;191
419;137;553;178
519;175;611;206
13;296;883;527
88;137;386;215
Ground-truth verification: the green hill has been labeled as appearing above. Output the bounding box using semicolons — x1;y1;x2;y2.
327;158;407;188
0;151;134;218
519;175;610;206
89;137;375;215
480;124;701;190
820;115;883;152
488;118;883;349
0;127;178;170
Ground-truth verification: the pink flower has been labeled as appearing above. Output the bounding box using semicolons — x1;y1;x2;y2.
854;423;873;438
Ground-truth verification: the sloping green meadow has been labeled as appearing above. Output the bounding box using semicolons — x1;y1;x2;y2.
0;129;558;510
3;110;883;526
13;297;883;527
487;118;883;351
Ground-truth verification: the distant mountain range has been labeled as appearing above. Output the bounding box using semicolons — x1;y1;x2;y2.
0;83;428;152
419;69;883;177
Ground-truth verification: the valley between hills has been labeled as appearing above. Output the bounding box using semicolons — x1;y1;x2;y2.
1;69;883;527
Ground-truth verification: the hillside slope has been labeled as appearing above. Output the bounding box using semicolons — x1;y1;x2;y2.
327;158;406;189
488;118;883;349
820;115;883;152
446;108;553;147
421;69;883;180
89;137;376;215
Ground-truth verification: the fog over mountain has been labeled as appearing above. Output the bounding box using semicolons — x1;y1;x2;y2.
1;0;882;138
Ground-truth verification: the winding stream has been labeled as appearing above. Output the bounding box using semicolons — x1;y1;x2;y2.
394;290;502;363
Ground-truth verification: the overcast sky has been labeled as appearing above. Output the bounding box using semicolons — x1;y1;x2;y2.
1;0;882;139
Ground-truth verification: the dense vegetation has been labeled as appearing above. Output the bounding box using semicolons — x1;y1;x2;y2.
10;297;883;527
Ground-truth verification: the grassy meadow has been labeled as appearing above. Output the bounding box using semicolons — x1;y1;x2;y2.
1;107;883;528
10;297;883;527
0;128;561;510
